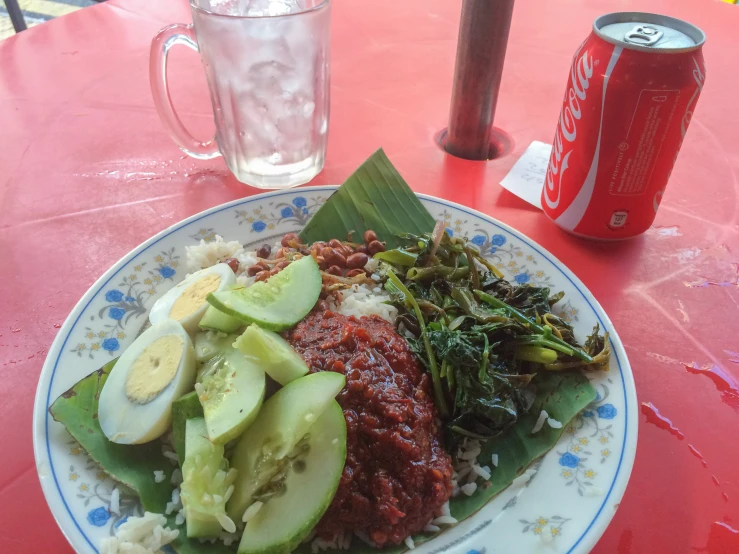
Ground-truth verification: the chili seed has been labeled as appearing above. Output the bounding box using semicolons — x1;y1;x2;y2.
346;252;369;269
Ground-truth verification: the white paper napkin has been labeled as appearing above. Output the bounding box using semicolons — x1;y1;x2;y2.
499;141;552;210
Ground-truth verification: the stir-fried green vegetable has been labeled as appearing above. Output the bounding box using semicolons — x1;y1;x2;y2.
378;229;610;443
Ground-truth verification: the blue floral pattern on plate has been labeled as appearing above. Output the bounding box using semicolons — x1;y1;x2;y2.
38;188;633;554
70;248;180;359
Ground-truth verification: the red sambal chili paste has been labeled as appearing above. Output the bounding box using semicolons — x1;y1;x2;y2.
286;310;453;546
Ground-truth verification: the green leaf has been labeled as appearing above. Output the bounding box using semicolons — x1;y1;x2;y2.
294;371;595;554
299;149;435;248
49;359;173;513
449;370;595;520
49;361;235;553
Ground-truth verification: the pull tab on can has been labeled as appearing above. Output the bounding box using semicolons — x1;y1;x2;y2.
624;24;664;46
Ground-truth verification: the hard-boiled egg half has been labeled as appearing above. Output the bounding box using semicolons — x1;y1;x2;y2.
149;264;237;334
99;319;196;444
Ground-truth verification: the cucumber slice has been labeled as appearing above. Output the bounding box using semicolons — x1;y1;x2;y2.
207;256;321;332
194;330;239;363
199;304;244;334
172;391;203;465
226;371;346;522
197;348;266;445
238;401;347;554
234;324;309;385
181;418;238;537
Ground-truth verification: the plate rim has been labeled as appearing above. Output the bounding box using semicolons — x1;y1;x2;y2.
33;186;637;554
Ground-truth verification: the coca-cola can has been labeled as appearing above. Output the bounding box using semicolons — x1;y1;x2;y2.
542;12;706;239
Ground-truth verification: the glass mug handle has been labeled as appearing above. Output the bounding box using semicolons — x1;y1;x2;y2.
149;24;220;160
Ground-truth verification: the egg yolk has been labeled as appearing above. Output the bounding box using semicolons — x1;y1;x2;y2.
169;274;222;321
125;334;184;404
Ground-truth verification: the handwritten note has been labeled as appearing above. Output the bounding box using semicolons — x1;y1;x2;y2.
499;141;552;210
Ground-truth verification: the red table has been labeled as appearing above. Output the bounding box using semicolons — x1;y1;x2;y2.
2;0;738;552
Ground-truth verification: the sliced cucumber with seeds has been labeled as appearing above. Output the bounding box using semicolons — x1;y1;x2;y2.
172;391;203;465
196;348;265;445
234;324;309;385
226;371;345;523
194;330;239;363
180;417;238;537
199;304;244;334
238;401;346;554
207;256;321;332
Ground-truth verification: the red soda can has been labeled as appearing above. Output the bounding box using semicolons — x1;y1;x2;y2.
542;12;706;239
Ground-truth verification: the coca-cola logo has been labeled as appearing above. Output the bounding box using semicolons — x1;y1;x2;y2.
680;57;705;138
544;48;594;209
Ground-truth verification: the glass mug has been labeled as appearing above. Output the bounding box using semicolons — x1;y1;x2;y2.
150;0;331;189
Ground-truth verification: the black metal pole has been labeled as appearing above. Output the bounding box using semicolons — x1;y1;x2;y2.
5;0;28;33
445;0;515;160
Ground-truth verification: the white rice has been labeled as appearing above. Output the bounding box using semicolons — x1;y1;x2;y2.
109;488;120;515
511;467;538;488
242;501;263;523
174;510;185;526
163;450;179;464
531;410;549;434
165;487;182;516
455;464;472;480
217;512;237;534
153;470;165;483
491;453;499;467
328;284;398;323
473;464;492;481
311;531;353;552
404;536;415;549
547;417;563;429
100;512;179;554
219;531;239;546
423;524;441;533
171;468;183;486
186;235;246;272
433;515;459;525
460;482;478;496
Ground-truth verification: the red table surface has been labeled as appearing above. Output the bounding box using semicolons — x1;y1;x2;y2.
1;0;738;552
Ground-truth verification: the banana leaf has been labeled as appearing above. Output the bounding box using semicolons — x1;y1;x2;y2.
49;359;173;513
299;149;435;249
49;361;232;554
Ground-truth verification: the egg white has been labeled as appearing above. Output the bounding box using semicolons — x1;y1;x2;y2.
98;320;196;444
149;264;237;334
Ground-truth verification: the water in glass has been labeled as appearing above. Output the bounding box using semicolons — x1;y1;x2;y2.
193;0;330;188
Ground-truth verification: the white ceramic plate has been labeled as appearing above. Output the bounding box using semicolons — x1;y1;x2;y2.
33;187;637;554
